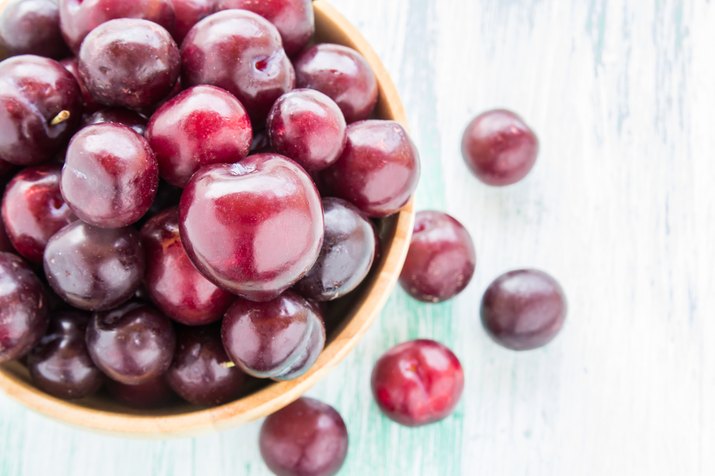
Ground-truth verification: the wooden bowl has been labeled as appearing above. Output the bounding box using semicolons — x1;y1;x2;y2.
0;0;414;436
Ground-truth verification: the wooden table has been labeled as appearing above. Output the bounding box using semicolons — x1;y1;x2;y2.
2;0;712;474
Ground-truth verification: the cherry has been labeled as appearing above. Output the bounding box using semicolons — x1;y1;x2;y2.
0;0;69;59
106;376;176;408
260;397;348;476
371;339;464;426
147;85;253;188
60;57;99;113
83;108;148;136
481;269;566;350
462;109;539;186
179;154;324;302
171;0;215;42
321;120;420;217
400;211;476;303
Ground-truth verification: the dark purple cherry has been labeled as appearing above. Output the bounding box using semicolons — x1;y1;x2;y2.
296;198;377;302
87;302;176;385
27;311;104;399
222;292;325;380
106;376;176;408
399;211;476;303
61;123;158;228
0;0;69;59
1;165;77;263
83;108;148;136
179;154;324;302
79;18;180;111
147;85;253;187
60;57;99;113
260;397;348;476
181;10;295;124
462;109;539;186
0;55;82;166
321;120;420;217
171;0;215;42
481;269;566;350
43;221;145;311
295;44;378;123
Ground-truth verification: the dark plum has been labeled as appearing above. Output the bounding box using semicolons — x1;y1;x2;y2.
181;10;295;124
0;0;69;59
295;44;378;123
43;221;145;311
60;57;99;112
27;311;104;399
260;397;348;476
78;19;180;111
481;269;566;350
296;198;377;302
171;0;215;42
371;339;464;426
87;302;176;385
83;108;148;136
61;123;158;228
1;165;77;263
141;208;233;326
106;376;176;408
321;120;420;217
147;85;253;187
462;109;539;186
222;291;325;380
399;211;476;303
179;154;324;302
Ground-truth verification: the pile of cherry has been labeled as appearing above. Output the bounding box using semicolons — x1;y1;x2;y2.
0;1;567;475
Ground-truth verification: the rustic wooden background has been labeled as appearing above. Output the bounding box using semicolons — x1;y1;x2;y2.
2;0;714;474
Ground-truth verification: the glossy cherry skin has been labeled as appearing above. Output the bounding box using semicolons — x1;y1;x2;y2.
481;269;566;350
167;325;246;406
27;311;104;399
58;0;176;53
171;0;215;42
295;44;378;123
216;0;313;57
296;198;377;302
141;208;233;326
0;55;82;166
147;85;253;187
267;89;347;172
462;109;539;186
60;57;99;113
321;120;420;217
180;154;324;301
400;211;476;303
43;221;145;311
0;252;49;363
61;123;158;228
371;339;464;427
87;302;176;385
106;376;176;408
181;10;295;125
260;397;348;476
222;291;325;380
83;108;147;136
0;0;69;59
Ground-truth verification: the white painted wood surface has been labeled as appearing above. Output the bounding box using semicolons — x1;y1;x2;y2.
2;0;714;474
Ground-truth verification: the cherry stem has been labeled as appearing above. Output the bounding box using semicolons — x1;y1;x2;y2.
50;110;71;126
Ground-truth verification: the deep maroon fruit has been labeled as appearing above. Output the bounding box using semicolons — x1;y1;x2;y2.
87;302;176;385
0;55;82;166
260;397;348;476
216;0;313;56
1;165;76;263
296;198;377;302
60;57;99;112
61;123;158;228
27;311;104;399
371;339;464;427
462;109;539;186
0;252;48;363
83;108;148;136
167;325;246;406
267;89;347;172
79;19;180;111
43;221;145;311
171;0;215;42
400;211;476;303
295;44;378;123
58;0;176;53
147;85;253;187
180;154;324;301
0;0;69;59
141;208;233;326
222;292;325;380
181;10;295;124
322;120;420;217
481;269;566;350
106;376;175;408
